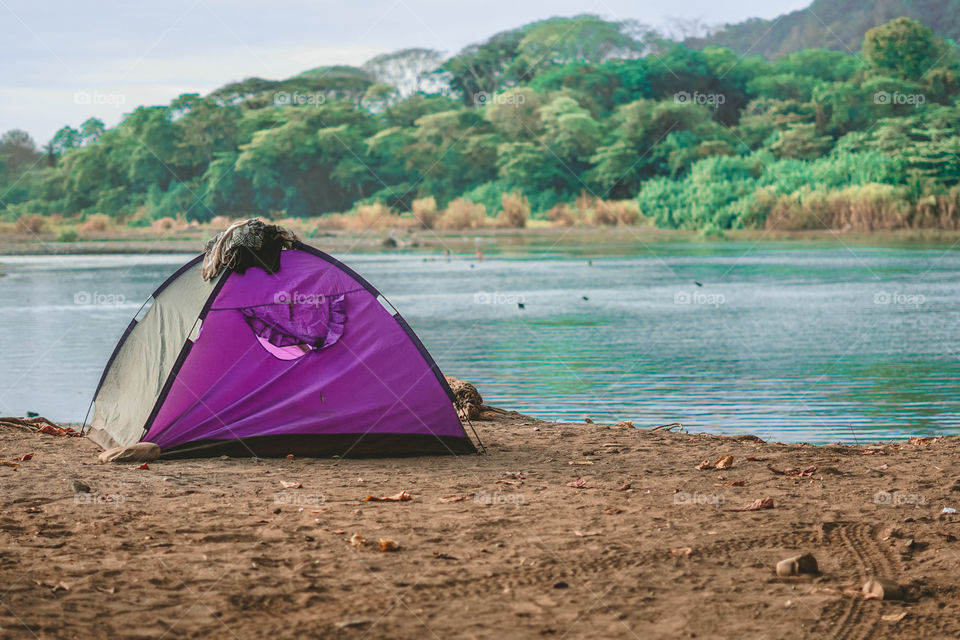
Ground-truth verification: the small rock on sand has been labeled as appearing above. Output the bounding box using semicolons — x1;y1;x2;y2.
863;577;903;600
71;479;91;494
776;553;819;577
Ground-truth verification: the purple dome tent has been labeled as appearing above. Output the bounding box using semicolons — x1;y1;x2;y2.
85;242;476;458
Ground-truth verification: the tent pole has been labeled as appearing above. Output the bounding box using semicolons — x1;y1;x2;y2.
465;416;487;455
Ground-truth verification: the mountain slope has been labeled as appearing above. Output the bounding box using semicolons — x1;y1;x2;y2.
687;0;960;59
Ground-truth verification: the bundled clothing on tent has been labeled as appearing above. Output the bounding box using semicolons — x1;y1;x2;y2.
201;218;298;280
85;219;476;458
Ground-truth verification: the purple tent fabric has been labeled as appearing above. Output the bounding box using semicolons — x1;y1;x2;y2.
135;246;474;457
240;294;346;349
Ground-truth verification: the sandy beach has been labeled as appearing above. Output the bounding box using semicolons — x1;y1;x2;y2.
1;404;958;639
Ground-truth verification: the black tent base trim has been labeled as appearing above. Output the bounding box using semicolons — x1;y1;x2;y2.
158;433;478;459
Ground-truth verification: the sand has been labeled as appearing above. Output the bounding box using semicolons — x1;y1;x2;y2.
1;409;959;639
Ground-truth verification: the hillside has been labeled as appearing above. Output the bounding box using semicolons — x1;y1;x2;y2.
1;15;959;237
688;0;960;59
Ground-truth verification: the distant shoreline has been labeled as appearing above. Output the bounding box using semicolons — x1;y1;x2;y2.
2;226;960;257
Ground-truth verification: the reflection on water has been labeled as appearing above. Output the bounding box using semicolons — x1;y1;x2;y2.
1;243;958;444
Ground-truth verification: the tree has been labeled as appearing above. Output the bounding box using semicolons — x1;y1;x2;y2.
80;118;105;145
443;28;526;105
514;16;643;76
770;123;833;160
483;88;544;139
0;129;41;176
863;18;943;80
50;126;81;155
362;49;446;96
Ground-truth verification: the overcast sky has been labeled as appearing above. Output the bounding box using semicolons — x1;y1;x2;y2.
1;0;810;145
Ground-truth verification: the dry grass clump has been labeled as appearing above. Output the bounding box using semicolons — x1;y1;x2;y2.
208;215;232;229
590;200;638;225
15;214;47;234
412;196;439;229
762;184;910;231
497;192;529;229
354;203;403;229
908;186;960;230
436;198;488;230
151;217;177;232
78;213;114;234
545;203;576;226
312;203;410;231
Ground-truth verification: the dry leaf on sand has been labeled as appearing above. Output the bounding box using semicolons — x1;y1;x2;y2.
362;491;412;502
727;497;775;512
566;477;588;489
573;530;602;537
695;460;711;470
715;456;734;469
349;532;366;547
280;481;302;489
378;538;399;552
670;547;693;556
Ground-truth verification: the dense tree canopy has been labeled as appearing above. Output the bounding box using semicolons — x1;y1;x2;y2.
2;16;959;232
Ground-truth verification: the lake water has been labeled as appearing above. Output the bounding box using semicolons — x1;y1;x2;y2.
1;242;958;444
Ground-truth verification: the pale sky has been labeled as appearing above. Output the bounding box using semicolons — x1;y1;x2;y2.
0;0;810;145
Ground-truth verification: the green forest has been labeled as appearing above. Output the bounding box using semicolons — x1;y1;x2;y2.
2;15;959;235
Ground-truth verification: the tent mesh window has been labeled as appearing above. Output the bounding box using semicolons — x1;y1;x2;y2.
240;294;346;360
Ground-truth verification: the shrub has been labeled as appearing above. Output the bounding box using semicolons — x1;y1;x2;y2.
57;229;79;242
209;215;232;229
574;191;596;220
353;202;406;230
497;192;529;228
78;213;113;234
16;214;47;234
437;198;488;230
762;184;909;231
546;203;577;226
591;200;642;226
411;196;439;229
151;217;177;232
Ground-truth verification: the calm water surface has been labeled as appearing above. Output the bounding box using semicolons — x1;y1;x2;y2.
1;242;958;444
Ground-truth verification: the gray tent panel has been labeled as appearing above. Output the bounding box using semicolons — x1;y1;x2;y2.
88;259;219;449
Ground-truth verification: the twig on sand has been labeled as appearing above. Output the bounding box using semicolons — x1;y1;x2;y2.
651;423;684;432
0;416;79;436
